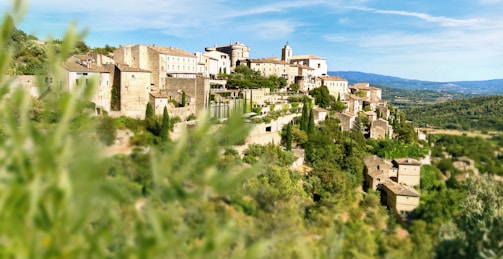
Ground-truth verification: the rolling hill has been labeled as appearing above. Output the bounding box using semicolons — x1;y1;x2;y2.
329;71;503;95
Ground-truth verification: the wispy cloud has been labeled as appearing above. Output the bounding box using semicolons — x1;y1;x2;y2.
242;19;300;40
373;9;481;27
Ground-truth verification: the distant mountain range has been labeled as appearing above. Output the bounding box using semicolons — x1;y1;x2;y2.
328;71;503;95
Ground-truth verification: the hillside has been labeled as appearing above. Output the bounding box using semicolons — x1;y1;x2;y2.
405;95;503;131
329;71;503;95
378;85;472;109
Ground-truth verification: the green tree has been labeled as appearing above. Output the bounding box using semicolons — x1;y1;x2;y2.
309;85;334;108
145;102;154;119
290;83;299;93
308;108;315;134
437;176;503;258
181;91;186;107
111;84;120;111
160;106;170;142
96;115;116;146
292;125;308;147
301;101;309;132
145;102;160;136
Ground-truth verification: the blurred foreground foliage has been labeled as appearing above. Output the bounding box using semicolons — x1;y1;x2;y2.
2;1;503;258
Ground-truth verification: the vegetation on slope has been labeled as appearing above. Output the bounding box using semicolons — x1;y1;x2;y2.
379;85;473;109
2;2;503;257
405;95;503;131
5;16;114;75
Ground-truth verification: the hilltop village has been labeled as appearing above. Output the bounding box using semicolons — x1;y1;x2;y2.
11;41;423;222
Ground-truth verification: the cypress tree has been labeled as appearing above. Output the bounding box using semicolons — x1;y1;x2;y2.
301;101;309;131
181;91;186;107
145;102;159;135
145;102;154;120
308;108;315;134
160;106;170;142
286;123;292;151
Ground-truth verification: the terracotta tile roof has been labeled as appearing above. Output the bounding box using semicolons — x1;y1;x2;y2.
321;76;347;81
148;45;195;58
393;158;421;166
351;83;370;89
116;64;151;73
149;92;169;98
217;42;249;48
249;58;289;65
333;111;356;118
62;62;109;73
348;94;362;100
382;180;419;197
291;54;325;60
349;86;369;91
290;64;314;70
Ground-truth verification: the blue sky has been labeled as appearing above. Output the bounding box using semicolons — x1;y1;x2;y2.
2;0;502;81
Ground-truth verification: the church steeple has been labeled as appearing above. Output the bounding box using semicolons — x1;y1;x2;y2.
281;42;292;63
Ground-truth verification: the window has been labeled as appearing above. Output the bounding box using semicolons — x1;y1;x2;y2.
318;63;321;68
132;74;135;79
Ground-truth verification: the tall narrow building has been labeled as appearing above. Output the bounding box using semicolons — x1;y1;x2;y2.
281;42;293;63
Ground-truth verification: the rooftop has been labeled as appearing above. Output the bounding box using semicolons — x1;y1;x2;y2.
149;92;169;98
249;58;289;65
382;180;419;197
148;45;195;58
291;54;325;60
62;62;109;73
320;75;347;82
393;158;421;166
116;64;151;73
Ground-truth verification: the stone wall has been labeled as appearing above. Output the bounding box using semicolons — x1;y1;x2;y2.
119;71;151;119
164;75;210;114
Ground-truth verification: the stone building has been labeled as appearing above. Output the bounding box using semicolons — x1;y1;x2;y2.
114;44;197;92
112;64;152;119
363;156;394;191
370;118;392;139
332;112;356;131
316;76;348;100
381;180;420;222
290;54;327;77
247;58;290;80
149;92;169;115
6;75;39;98
163;75;210;114
200;49;231;77
364;156;422;223
290;64;315;92
282;43;327;77
61;61;112;114
313;107;329;124
213;42;250;69
393;158;422;187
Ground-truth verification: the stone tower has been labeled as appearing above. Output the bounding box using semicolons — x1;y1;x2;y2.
281;42;293;63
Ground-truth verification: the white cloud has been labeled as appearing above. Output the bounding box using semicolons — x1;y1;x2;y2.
243;20;299;40
338;17;350;24
323;34;349;42
372;9;481;27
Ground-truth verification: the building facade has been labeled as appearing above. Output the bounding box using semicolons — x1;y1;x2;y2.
213;42;250;69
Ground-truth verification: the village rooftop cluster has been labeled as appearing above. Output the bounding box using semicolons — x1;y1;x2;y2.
11;41;421;222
